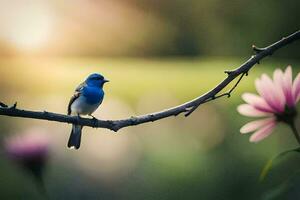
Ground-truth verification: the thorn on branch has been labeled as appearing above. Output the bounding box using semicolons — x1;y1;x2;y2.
108;121;119;132
9;102;17;109
0;102;8;108
252;45;265;54
111;127;118;132
184;104;200;117
130;116;138;124
149;114;155;122
224;70;233;75
43;111;50;117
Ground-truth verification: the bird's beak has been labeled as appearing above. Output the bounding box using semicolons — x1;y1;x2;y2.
103;79;109;83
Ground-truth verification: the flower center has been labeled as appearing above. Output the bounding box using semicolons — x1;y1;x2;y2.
275;106;298;124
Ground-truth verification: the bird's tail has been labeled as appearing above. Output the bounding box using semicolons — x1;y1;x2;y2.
67;125;83;149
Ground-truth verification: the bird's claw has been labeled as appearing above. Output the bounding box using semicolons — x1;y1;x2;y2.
89;115;99;127
76;115;82;125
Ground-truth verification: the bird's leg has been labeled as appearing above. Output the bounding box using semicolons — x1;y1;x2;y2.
89;114;98;120
89;114;99;127
76;114;81;125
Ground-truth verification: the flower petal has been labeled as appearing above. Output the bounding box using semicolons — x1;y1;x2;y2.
242;93;274;113
273;69;284;86
237;104;270;117
255;74;285;113
249;121;277;142
240;117;276;134
293;72;300;103
283;66;294;107
262;74;286;110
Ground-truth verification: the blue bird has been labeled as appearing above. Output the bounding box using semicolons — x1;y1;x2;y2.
67;73;109;149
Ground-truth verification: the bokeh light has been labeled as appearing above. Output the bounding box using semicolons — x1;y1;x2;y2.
0;0;55;52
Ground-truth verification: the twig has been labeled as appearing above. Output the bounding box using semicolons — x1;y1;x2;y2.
217;72;247;98
0;30;299;132
185;72;248;117
0;102;8;108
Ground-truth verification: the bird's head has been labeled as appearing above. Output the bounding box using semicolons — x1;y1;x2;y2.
85;73;109;88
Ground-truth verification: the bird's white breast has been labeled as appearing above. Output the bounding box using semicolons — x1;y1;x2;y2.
70;95;101;115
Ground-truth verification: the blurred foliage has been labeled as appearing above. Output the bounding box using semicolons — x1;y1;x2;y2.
129;0;300;58
0;0;299;58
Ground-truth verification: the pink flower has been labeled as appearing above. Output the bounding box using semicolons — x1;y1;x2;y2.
4;130;50;179
237;66;300;142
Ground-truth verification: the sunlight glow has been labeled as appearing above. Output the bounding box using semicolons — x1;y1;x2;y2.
0;1;55;51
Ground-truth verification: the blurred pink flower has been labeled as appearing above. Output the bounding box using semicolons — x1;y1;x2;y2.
4;130;50;179
237;66;300;142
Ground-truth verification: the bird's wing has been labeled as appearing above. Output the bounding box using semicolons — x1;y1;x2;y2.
67;82;86;115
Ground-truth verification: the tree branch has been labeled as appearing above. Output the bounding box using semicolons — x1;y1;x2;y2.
0;30;299;132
